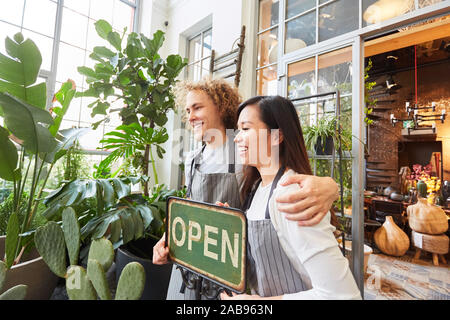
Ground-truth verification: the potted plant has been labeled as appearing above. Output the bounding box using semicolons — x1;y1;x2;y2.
74;20;187;299
0;33;87;299
303;116;352;156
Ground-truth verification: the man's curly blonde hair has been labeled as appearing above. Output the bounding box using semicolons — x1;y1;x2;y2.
174;78;242;129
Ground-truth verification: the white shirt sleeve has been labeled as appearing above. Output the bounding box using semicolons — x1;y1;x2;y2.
269;174;362;300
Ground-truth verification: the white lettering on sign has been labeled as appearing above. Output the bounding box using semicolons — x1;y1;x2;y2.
188;220;201;250
172;216;186;246
204;225;219;260
221;230;239;268
171;217;241;268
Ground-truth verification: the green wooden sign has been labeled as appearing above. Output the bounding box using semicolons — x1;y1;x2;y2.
166;197;247;293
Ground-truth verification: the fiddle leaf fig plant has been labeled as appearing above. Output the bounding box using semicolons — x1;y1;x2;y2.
77;20;187;195
0;33;87;268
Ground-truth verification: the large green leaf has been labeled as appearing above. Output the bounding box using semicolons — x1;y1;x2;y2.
5;212;20;268
0;126;18;181
41;127;91;164
94;20;113;40
0;34;44;108
0;92;56;154
49;80;76;136
34;221;67;278
107;31;122;51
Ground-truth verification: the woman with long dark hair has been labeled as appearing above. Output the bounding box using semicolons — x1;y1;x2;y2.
220;95;361;300
153;78;344;300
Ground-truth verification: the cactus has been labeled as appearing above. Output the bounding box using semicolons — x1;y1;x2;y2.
0;261;6;292
62;207;80;265
34;221;67;278
115;262;145;300
87;259;111;300
65;265;97;300
0;261;28;300
88;238;114;271
0;284;27;300
109;218;122;244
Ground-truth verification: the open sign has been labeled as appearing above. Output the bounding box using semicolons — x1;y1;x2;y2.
166;197;247;293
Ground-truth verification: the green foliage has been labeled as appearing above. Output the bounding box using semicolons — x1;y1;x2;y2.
0;192;46;236
88;238;114;272
0;284;27;300
34;221;67;278
87;259;111;300
115;262;145;300
303;116;352;154
65;266;97;300
76;20;187;193
62;207;80;266
0;260;27;300
0;32;87;269
98;122;168;180
364;59;377;126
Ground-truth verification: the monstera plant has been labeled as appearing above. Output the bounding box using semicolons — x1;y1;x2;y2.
77;20;187;195
0;33;87;270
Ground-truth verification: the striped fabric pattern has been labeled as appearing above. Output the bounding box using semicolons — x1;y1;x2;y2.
247;219;311;297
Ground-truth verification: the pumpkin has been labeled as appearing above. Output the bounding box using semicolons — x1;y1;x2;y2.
374;216;410;256
407;198;448;235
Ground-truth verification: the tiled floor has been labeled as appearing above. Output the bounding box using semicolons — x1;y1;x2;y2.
364;250;450;300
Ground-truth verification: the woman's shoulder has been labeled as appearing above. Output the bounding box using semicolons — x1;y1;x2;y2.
274;169;300;193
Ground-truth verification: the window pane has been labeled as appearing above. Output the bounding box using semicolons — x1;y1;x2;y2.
113;0;135;33
20;30;53;71
23;0;57;37
0;22;21;55
316;159;332;177
317;46;352;95
61;8;89;48
78;126;105;151
362;0;414;27
256;65;277;95
0;0;24;25
203;29;212;58
89;0;114;23
259;0;279;31
64;0;90;16
294;101;315;128
287;57;316;98
201;58;211;78
419;0;443;8
188;34;202;62
187;62;202;81
319;0;358;42
285;11;315;54
257;27;278;67
56;42;86;86
286;0;315;19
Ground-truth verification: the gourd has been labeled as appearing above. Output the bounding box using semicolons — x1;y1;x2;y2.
407;198;448;235
374;216;410;256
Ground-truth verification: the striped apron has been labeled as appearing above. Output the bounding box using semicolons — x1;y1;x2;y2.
166;139;242;300
243;166;312;297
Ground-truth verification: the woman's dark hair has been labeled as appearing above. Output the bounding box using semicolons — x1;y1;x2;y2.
238;95;338;226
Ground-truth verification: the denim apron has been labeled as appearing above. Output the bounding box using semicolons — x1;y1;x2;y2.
166;139;242;300
243;166;311;297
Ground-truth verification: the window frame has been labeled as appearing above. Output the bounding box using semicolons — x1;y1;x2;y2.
0;0;140;156
186;27;213;81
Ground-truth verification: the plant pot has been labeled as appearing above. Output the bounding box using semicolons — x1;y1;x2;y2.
315;136;334;155
115;237;172;300
0;235;58;300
